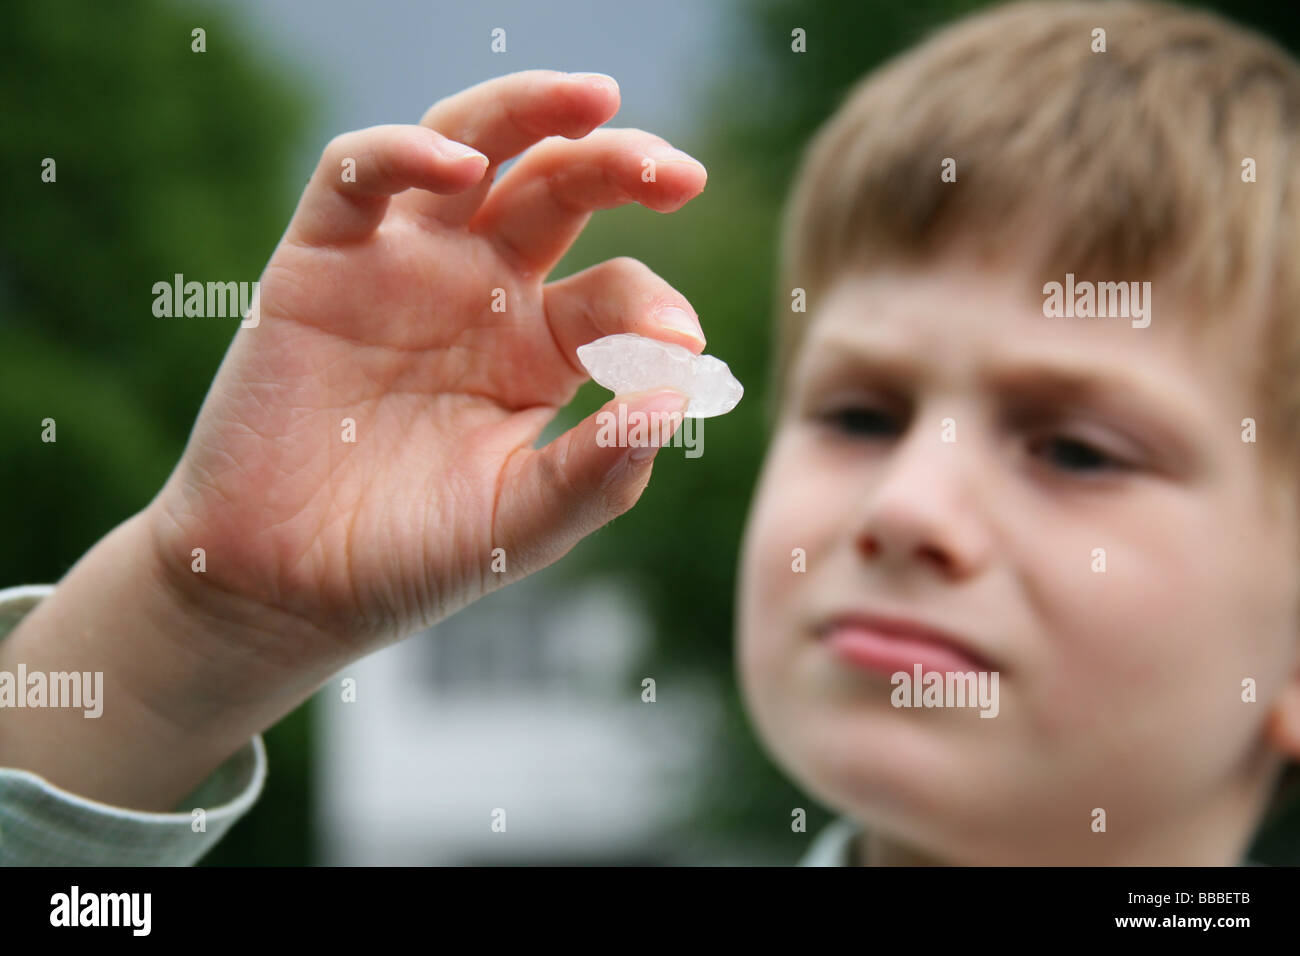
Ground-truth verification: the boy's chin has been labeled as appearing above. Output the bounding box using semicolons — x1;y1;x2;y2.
759;703;1044;824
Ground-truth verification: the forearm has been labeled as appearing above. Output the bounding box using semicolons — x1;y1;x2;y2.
0;507;319;811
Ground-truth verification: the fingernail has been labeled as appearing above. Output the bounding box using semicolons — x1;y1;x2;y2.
437;139;488;162
654;146;703;167
569;71;617;90
637;388;691;415
626;390;690;461
654;307;705;346
628;444;662;463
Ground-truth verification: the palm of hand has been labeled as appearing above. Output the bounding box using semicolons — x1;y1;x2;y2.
148;70;706;658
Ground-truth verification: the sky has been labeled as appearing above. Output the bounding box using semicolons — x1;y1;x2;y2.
189;0;740;176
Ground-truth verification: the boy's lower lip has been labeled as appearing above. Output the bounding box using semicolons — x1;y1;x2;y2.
822;624;990;676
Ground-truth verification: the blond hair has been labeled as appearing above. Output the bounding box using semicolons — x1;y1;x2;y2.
773;0;1300;470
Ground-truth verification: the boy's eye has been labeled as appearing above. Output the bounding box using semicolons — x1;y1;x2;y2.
1029;434;1127;473
810;401;1135;475
819;406;901;438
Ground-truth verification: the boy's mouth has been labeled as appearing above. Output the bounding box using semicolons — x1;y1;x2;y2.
813;610;997;676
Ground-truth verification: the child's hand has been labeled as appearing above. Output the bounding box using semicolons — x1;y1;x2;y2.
0;70;707;813
149;70;705;668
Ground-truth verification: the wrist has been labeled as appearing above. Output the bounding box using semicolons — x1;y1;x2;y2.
133;499;346;733
0;508;307;809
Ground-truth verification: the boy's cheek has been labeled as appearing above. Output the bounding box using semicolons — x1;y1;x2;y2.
741;450;821;585
737;519;803;666
745;438;851;554
737;477;828;694
1026;579;1250;759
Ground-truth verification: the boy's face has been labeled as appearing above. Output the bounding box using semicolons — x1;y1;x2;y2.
736;251;1300;863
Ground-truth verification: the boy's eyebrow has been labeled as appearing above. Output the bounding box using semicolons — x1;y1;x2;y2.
793;342;922;391
985;360;1178;409
801;335;1185;403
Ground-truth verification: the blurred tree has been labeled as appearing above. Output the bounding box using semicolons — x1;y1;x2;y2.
0;0;317;864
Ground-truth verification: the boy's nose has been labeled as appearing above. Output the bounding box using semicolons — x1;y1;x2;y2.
851;423;995;582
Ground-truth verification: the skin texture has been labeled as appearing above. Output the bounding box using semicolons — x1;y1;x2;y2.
737;250;1300;865
0;70;705;811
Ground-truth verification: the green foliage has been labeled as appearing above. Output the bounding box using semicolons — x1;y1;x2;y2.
0;0;316;864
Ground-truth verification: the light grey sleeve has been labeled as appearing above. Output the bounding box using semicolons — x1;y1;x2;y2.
0;583;267;866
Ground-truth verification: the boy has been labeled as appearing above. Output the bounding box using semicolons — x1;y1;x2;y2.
3;0;1299;865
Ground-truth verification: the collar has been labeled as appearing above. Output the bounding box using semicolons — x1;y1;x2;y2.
798;816;863;866
798;815;1270;865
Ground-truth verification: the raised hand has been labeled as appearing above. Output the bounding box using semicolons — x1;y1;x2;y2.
147;70;708;680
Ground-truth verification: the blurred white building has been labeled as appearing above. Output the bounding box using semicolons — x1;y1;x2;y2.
314;565;722;864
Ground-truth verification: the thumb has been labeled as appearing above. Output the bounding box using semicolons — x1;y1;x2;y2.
493;388;690;576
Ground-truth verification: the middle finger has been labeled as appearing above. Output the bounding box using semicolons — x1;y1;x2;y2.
468;128;708;277
400;69;622;227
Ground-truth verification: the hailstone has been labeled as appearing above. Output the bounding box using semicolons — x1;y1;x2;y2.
575;333;744;418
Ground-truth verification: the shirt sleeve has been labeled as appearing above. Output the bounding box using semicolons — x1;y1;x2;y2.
0;583;267;866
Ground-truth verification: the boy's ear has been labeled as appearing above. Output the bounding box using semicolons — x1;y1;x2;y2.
1265;672;1300;758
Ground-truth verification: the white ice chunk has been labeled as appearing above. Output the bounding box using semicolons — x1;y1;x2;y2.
576;333;744;418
